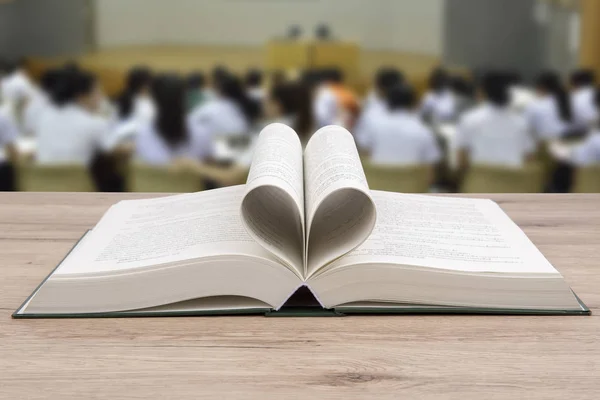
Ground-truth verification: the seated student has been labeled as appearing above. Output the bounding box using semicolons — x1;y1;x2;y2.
0;59;37;130
136;74;212;165
526;71;575;143
355;68;404;150
507;70;536;112
363;84;441;184
115;67;155;126
36;69;114;165
23;68;61;136
570;69;597;129
456;72;535;172
449;75;476;116
244;69;265;102
0;107;18;191
264;82;313;144
186;71;208;111
363;68;405;112
104;67;155;149
420;68;457;124
188;73;259;139
572;89;600;167
313;68;360;129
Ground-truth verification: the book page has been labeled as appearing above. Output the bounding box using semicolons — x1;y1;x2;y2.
240;123;305;276
54;186;288;276
303;125;377;277
326;191;561;275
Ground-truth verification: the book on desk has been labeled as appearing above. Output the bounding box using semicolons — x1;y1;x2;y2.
14;124;590;318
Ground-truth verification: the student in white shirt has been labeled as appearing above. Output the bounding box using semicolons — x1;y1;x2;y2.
526;71;575;143
355;68;403;150
188;73;258;141
263;82;313;145
0;59;36;106
505;71;536;113
244;69;265;103
107;67;155;148
36;69;113;165
136;74;212;165
572;89;600;167
363;84;441;185
420;68;457;124
570;69;598;129
456;72;535;173
0;107;18;191
313;68;359;129
23;68;60;136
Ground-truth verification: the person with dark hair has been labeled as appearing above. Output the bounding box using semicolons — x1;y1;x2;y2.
36;69;116;166
188;73;257;143
22;68;61;135
363;84;440;183
244;69;265;102
506;70;536;112
456;72;535;173
571;88;600;167
420;68;457;123
313;67;359;129
136;74;212;165
115;66;154;124
0;58;35;106
264;82;313;142
186;71;207;111
0;105;18;191
526;71;575;143
355;67;404;150
570;69;598;129
449;75;476;115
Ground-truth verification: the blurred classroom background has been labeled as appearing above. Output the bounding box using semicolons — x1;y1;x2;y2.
1;0;599;194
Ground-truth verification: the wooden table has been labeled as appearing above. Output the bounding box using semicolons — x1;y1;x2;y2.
1;193;599;399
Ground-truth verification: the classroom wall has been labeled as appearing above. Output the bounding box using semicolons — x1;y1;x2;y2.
0;0;91;59
443;0;557;77
93;0;446;56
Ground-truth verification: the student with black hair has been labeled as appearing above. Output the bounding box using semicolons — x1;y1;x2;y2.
0;105;18;191
456;72;534;172
36;69;114;165
355;67;404;150
0;58;36;108
571;88;600;167
115;66;155;125
526;71;574;142
449;75;476;115
188;74;257;141
186;71;207;111
136;74;212;165
507;70;536;112
22;68;61;135
362;84;440;178
244;69;265;102
570;69;597;128
264;82;313;142
313;68;359;129
420;68;457;123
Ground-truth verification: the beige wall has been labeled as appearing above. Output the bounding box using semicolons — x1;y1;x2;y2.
94;0;445;56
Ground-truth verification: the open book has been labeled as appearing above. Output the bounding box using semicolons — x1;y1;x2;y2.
15;124;589;317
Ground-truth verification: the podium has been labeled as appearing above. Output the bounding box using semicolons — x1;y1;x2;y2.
266;40;360;84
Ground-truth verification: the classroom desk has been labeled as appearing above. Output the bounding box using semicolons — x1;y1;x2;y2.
1;193;599;399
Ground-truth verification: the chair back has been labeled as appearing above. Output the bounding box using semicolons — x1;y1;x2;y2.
130;164;204;193
461;163;544;193
573;166;600;193
19;164;95;192
363;163;430;193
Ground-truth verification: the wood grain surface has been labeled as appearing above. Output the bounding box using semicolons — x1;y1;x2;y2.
0;193;599;399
